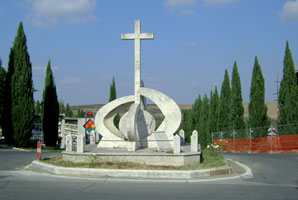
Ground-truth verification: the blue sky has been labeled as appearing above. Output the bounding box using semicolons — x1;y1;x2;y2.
0;0;298;105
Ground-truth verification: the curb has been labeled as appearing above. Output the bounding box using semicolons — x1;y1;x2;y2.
31;160;233;180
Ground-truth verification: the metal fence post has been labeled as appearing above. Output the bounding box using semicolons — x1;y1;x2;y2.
233;130;236;152
249;128;252;153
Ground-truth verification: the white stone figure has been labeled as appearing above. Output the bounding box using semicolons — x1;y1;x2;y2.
191;130;199;152
77;135;86;153
179;129;185;145
173;134;181;154
95;20;182;151
66;134;73;152
90;130;96;145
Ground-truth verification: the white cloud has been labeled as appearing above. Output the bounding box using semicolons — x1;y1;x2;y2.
98;75;110;81
192;80;201;87
184;42;197;47
60;76;84;85
27;0;98;26
179;9;196;16
165;0;197;8
204;0;238;5
280;0;298;20
32;65;59;72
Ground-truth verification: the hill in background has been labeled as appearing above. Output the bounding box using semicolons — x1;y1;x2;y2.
70;102;278;127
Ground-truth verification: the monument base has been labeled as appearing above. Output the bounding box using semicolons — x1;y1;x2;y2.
62;145;201;167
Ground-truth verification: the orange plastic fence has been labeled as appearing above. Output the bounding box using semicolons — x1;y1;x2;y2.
213;134;298;154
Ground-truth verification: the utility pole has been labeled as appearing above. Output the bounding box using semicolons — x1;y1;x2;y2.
273;74;280;121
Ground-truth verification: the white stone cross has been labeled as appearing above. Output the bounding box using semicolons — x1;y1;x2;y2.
121;20;154;104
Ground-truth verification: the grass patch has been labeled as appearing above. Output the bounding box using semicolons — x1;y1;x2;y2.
40;150;226;170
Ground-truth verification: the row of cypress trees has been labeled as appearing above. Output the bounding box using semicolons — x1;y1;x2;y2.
180;42;298;147
0;22;59;147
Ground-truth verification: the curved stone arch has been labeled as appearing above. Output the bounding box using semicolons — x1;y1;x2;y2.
139;87;182;137
95;95;134;141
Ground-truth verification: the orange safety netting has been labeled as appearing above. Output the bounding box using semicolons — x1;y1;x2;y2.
213;135;298;154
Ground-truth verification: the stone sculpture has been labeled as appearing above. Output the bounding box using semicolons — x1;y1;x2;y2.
95;20;182;151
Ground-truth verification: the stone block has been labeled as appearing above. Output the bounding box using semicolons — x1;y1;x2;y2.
179;129;185;145
151;131;172;151
127;141;140;152
90;130;96;145
173;134;181;154
191;130;198;152
66;134;73;152
77;135;86;153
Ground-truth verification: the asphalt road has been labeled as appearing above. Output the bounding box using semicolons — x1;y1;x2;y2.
0;148;297;200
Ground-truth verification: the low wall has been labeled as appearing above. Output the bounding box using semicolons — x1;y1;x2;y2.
213;135;298;154
62;151;201;167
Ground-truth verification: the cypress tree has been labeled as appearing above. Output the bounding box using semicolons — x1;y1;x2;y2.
35;100;41;114
42;60;59;147
109;78;116;102
231;62;245;131
2;48;14;145
278;41;298;134
65;103;73;117
199;95;210;147
209;87;220;134
5;22;35;147
248;57;270;137
59;101;65;114
179;109;193;143
109;78;120;128
218;70;232;132
193;95;202;132
0;59;6;128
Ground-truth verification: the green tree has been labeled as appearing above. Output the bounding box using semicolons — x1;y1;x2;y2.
76;108;85;118
218;70;232;132
35;100;41;114
109;77;116;102
193;95;202;132
65;103;73;117
2;50;14;144
198;95;210;148
248;57;270;137
4;22;35;147
59;101;65;114
180;109;194;143
41;60;59;147
231;62;245;131
278;41;298;135
109;78;120;128
0;59;6;128
209;87;220;134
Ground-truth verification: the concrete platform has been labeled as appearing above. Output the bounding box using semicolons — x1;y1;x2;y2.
62;144;202;167
31;160;233;180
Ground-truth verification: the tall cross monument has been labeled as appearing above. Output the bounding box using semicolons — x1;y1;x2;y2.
121;20;154;104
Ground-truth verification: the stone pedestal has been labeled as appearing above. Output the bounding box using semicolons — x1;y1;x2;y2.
66;134;73;152
191;130;199;152
60;119;66;149
77;135;86;153
173;134;181;154
90;131;96;145
179;129;185;145
127;141;140;152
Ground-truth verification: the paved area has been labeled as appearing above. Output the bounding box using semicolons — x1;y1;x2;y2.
0;148;297;200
